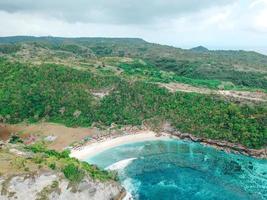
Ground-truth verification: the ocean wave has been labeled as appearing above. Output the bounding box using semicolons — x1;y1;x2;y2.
106;158;140;199
105;157;137;171
122;178;141;200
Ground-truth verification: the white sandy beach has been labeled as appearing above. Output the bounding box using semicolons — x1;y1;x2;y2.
70;131;171;160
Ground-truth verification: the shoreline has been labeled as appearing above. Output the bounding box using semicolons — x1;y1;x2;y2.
166;130;267;159
70;129;267;160
70;131;170;160
70;129;267;200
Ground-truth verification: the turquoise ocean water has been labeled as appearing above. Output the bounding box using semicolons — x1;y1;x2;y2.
86;139;267;200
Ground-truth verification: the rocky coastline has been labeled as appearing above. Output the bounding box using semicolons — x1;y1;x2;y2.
0;171;126;200
162;127;267;159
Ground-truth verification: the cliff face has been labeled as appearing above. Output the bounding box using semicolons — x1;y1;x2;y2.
161;123;267;159
0;142;126;200
0;172;125;200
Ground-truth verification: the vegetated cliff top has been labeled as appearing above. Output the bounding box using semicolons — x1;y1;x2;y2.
0;141;123;200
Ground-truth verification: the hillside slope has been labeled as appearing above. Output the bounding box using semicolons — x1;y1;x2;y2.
0;36;266;149
0;36;267;90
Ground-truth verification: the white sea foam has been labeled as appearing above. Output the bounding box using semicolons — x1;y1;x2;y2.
123;191;134;200
122;178;141;200
106;158;140;199
105;158;137;171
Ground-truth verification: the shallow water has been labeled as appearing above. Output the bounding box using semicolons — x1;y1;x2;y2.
86;139;267;200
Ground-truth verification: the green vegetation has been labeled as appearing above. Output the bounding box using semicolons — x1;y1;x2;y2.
117;59;222;89
0;58;120;126
26;143;117;182
0;44;20;54
98;81;266;148
0;58;266;148
62;164;84;183
1;36;267;90
0;37;266;149
48;163;56;170
26;143;70;159
0;142;116;187
9;135;23;144
151;58;267;89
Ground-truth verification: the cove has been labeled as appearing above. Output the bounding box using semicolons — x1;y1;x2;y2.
86;139;267;200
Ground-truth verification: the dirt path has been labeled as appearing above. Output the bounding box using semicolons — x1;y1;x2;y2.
160;83;267;102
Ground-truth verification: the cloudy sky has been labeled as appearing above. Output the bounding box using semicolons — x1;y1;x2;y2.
0;0;267;54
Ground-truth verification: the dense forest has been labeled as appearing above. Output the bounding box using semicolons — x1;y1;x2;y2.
0;58;266;149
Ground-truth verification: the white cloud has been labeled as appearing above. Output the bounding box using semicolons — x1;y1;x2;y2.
249;0;267;33
0;0;234;24
249;0;267;8
0;0;266;54
254;10;267;32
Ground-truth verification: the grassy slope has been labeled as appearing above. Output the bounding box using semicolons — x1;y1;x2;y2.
0;36;267;91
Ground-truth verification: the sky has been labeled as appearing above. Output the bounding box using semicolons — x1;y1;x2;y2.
0;0;267;54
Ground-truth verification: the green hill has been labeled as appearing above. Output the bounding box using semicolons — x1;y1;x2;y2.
0;36;266;149
190;46;209;52
0;36;266;90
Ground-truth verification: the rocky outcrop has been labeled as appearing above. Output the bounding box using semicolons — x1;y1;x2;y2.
162;124;267;159
0;172;125;200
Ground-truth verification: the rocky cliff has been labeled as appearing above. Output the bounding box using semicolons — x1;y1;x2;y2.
0;172;125;200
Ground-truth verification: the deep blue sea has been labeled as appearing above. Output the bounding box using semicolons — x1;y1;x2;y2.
86;139;267;200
